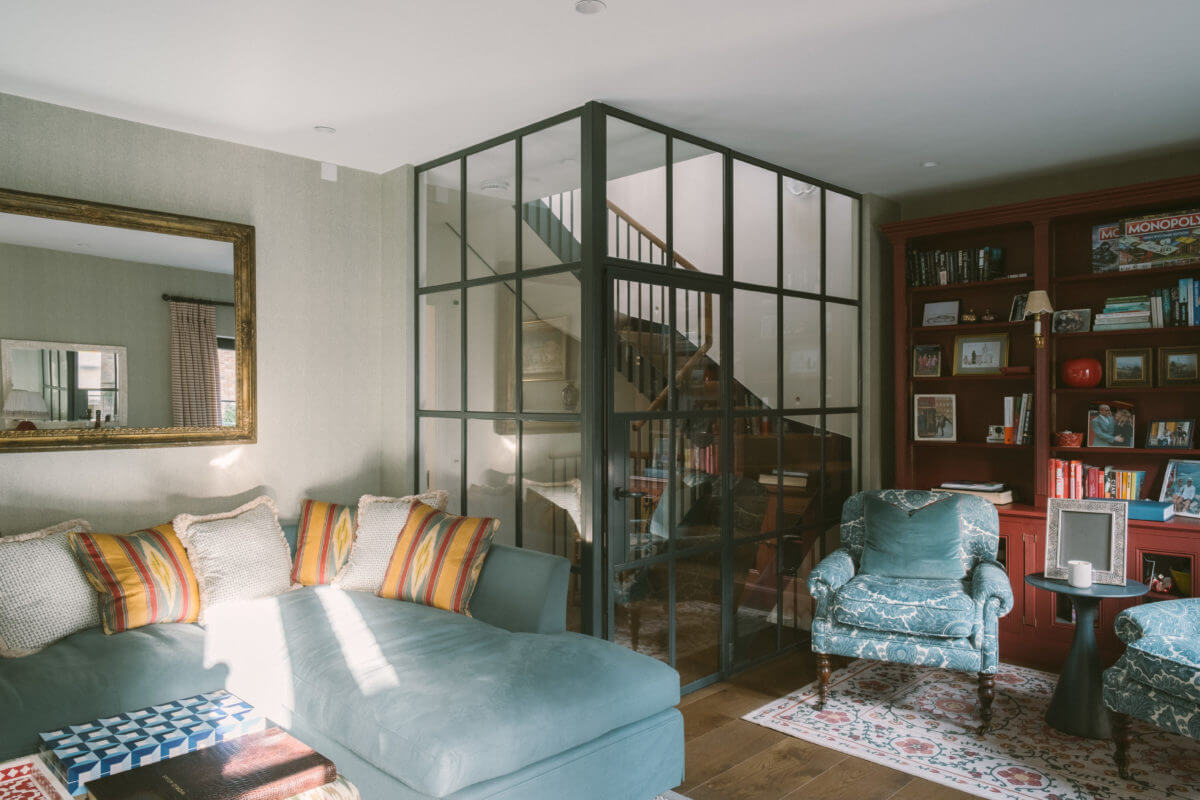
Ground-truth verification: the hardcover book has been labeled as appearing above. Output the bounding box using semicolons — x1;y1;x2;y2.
84;727;335;800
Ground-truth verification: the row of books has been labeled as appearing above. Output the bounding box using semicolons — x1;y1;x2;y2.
1047;459;1146;500
989;394;1033;445
905;246;1006;287
683;444;718;473
1093;281;1200;330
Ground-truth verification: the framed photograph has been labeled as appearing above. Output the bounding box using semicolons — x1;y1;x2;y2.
912;344;942;377
1160;459;1200;519
1044;498;1128;586
922;300;959;327
1009;293;1028;323
1052;308;1092;334
913;393;956;441
1146;419;1195;449
1158;346;1200;386
521;317;568;381
1105;347;1152;388
1087;401;1135;448
952;333;1009;375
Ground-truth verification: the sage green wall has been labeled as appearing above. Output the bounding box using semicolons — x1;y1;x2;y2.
0;242;234;428
0;92;392;534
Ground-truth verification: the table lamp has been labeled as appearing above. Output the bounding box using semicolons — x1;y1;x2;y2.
3;389;50;430
1023;290;1054;348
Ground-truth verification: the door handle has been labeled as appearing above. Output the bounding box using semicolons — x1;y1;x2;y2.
614;486;649;501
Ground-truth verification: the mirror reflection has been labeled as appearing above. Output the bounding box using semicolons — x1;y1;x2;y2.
0;211;236;431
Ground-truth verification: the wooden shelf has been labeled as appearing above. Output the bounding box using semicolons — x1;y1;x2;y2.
908;275;1034;295
1055;261;1200;285
913;441;1031;450
911;374;1034;382
911;320;1031;334
1050;446;1200;456
1054;327;1200;340
1053;385;1200;394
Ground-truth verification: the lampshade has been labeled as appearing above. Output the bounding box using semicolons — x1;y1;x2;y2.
2;389;49;419
1023;290;1054;316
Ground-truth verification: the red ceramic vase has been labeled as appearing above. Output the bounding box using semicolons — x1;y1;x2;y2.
1061;357;1102;388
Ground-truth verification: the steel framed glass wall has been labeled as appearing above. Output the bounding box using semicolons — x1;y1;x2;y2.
413;102;861;686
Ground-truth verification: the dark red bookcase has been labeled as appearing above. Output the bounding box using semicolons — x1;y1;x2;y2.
883;175;1200;669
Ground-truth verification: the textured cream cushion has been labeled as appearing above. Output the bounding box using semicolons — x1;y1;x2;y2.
173;496;293;621
334;490;450;593
0;519;97;657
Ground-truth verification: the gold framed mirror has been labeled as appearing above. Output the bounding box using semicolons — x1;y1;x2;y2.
0;188;255;451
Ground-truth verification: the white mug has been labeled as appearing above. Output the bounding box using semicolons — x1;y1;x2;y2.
1068;560;1093;589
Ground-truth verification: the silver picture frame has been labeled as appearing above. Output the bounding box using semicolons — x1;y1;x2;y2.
1044;498;1128;586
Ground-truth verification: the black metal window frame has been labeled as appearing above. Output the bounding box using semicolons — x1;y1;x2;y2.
413;102;863;678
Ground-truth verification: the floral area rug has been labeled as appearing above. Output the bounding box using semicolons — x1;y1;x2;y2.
742;659;1200;800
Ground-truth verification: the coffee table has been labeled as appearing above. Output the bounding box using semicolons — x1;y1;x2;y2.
1024;572;1148;739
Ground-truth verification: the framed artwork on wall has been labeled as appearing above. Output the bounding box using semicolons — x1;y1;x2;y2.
912;344;942;377
952;333;1009;376
1105;348;1152;388
922;300;959;327
1158;346;1200;386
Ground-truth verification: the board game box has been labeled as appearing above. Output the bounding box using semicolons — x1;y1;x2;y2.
37;691;264;796
1093;209;1200;273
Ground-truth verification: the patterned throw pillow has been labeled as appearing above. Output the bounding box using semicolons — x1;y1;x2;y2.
69;524;201;634
334;490;449;593
173;496;294;622
0;519;98;657
377;502;497;615
291;500;355;586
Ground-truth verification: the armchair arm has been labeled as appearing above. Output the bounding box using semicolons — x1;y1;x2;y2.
1114;598;1200;645
808;548;856;618
970;560;1014;618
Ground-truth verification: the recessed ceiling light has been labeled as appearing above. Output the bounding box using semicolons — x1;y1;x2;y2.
480;179;510;193
922;160;939;168
313;125;337;135
575;0;606;14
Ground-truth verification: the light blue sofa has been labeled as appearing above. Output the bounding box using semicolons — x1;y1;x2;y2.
807;490;1014;732
0;525;684;800
1103;599;1200;778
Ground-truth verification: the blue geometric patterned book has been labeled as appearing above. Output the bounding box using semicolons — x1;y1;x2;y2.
37;690;264;796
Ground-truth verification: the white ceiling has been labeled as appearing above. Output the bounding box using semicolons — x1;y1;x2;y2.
0;213;234;273
2;0;1199;197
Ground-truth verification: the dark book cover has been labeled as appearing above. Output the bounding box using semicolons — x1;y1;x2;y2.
86;727;335;800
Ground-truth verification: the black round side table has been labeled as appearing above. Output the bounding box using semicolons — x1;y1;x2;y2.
1024;572;1149;739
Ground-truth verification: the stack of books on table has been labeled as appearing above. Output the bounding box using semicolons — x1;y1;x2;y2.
935;481;1014;505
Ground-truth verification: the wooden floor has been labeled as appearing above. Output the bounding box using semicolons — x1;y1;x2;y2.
675;650;976;800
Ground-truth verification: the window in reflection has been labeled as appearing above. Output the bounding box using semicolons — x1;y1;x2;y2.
466;142;516;279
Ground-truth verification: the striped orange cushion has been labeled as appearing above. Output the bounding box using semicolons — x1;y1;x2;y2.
377;502;497;615
292;499;355;585
69;525;200;634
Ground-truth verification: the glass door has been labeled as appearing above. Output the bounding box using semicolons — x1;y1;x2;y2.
606;269;727;689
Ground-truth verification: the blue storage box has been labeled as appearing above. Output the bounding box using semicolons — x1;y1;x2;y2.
37;691;264;795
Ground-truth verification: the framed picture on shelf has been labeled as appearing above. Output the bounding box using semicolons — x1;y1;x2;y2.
1160;459;1200;519
1044;497;1128;586
922;300;959;327
913;393;956;441
1105;347;1152;388
1146;419;1195;449
912;344;942;377
1052;308;1092;334
952;333;1009;375
1009;293;1028;323
1087;401;1135;448
1158;346;1200;386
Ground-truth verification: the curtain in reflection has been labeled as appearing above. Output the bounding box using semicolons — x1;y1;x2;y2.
169;301;220;427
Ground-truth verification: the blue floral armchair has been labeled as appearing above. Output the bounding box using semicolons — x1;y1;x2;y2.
1103;599;1200;778
807;490;1014;732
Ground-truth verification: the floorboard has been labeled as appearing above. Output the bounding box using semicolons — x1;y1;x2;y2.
676;651;977;800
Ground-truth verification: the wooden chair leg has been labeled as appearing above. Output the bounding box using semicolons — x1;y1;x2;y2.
977;672;995;734
1112;711;1132;779
815;653;832;710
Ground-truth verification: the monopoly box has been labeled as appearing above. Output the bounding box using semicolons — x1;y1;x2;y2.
36;691;264;796
1093;209;1200;273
